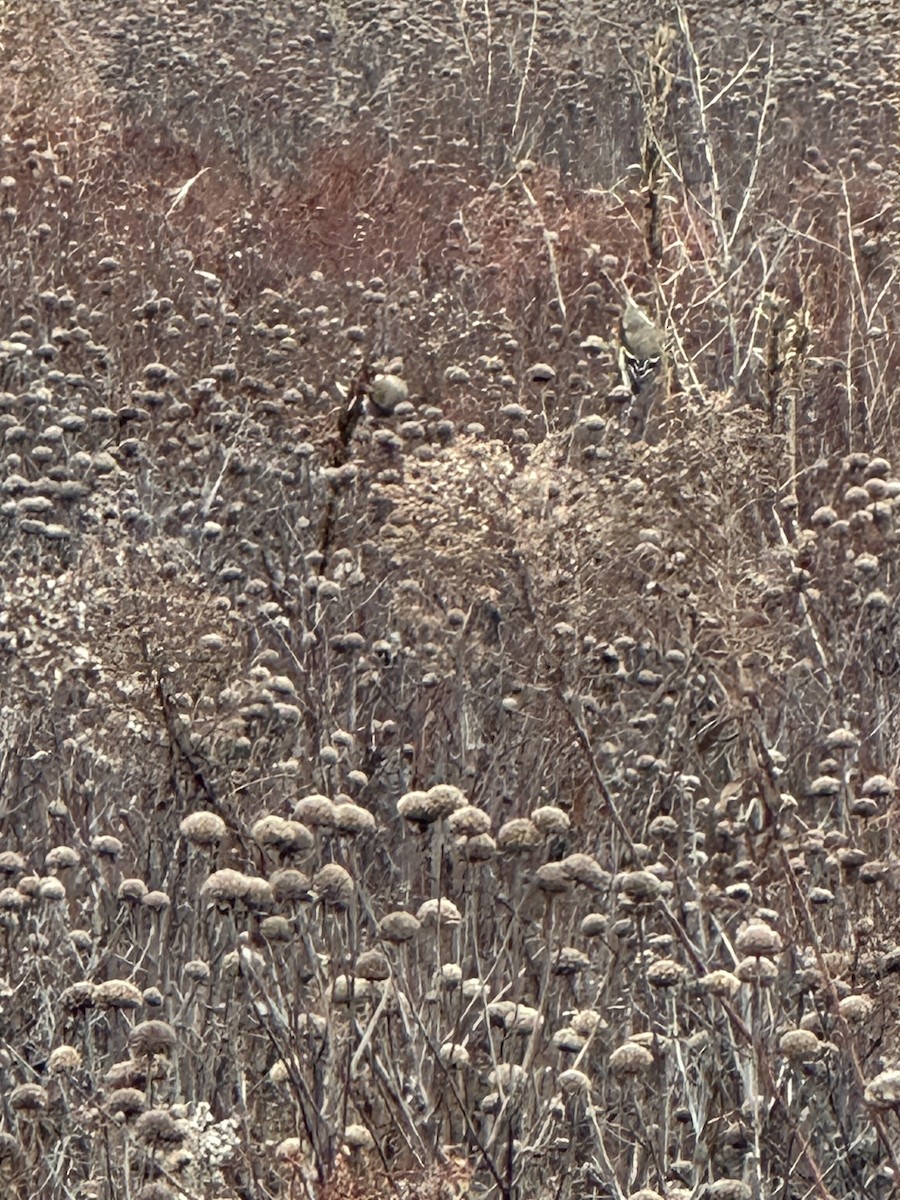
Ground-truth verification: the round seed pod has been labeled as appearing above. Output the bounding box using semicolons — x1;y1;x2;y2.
10;1083;48;1112
311;863;354;908
378;910;421;943
734;922;782;958
497;818;541;850
446;805;491;837
94;980;143;1010
609;1042;654;1074
270;868;311;903
531;805;571;835
332;803;377;834
293;794;336;827
864;1069;900;1108
416;897;462;927
179;811;226;846
129;1021;177;1057
778;1028;821;1059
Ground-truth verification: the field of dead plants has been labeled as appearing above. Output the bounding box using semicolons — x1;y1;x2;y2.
0;1;900;1198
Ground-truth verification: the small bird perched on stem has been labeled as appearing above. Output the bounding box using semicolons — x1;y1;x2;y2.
619;297;665;395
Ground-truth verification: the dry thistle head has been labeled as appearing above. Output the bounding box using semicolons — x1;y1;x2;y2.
270;867;311;903
117;878;148;903
94;979;144;1010
446;804;491;837
179;811;226;846
698;970;742;999
342;1124;375;1151
615;869;662;901
355;948;391;981
378;910;421;942
497;817;541;850
535;862;573;893
531;804;571;835
778;1028;821;1060
48;1045;82;1073
332;802;377;834
129;1020;177;1057
311;863;355;908
416;897;462;927
558;1068;592;1095
864;1068;900;1109
9;1083;48;1113
200;868;252;904
646;958;686;987
106;1087;147;1118
705;1182;752;1200
609;1041;654;1074
735;922;783;958
45;845;80;870
251;815;314;851
293;794;336;827
134;1108;187;1147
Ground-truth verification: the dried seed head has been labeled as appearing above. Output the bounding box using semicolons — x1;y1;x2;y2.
141;890;170;912
554;947;591;975
270;868;311;903
616;870;662;900
646;958;686;987
862;774;894;799
179;811;226;846
260;915;293;942
839;994;874;1023
201;869;252;904
48;1045;82;1073
332;802;377;834
735;922;783;958
312;863;355;908
552;1027;587;1052
117;878;148;902
0;851;26;876
497;818;541;850
39;876;66;900
698;970;742;998
416;897;462;927
106;1087;147;1118
94;980;144;1010
439;1042;470;1067
648;814;679;839
10;1083;48;1112
705;1183;752;1200
463;833;496;861
343;1124;374;1151
183;959;210;983
135;1108;187;1146
778;1028;821;1059
378;910;421;943
276;1137;304;1162
558;1068;592;1094
865;1068;900;1109
531;805;571;835
580;913;607;936
45;845;80;870
59;981;97;1012
735;956;779;984
251;815;314;851
535;862;573;893
446;805;491;837
397;791;445;825
293;794;336;827
356;948;391;981
91;835;123;859
129;1020;177;1056
609;1042;654;1073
